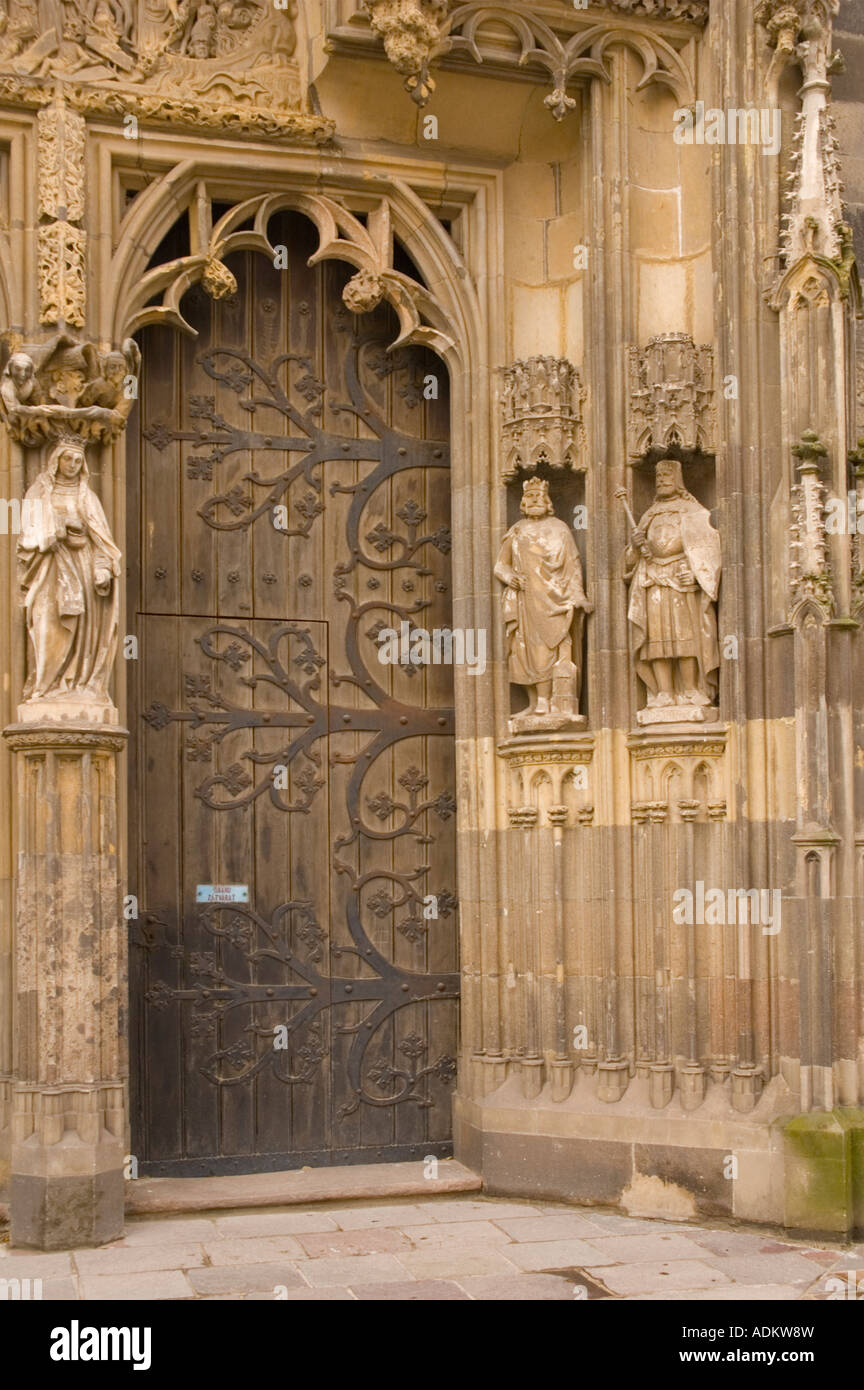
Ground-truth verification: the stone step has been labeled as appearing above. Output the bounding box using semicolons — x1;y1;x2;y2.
125;1159;482;1216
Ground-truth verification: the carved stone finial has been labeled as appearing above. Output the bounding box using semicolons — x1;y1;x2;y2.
757;2;845;265
500;357;585;482
789;429;833;619
201;256;238;300
626;334;715;460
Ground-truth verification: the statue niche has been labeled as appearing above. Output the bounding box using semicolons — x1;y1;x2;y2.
494;476;591;735
619;458;720;726
17;438;121;721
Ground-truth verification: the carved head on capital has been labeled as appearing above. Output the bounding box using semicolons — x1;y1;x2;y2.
520;476;554;519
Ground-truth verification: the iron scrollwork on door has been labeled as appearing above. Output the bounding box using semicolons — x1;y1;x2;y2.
139;324;458;1128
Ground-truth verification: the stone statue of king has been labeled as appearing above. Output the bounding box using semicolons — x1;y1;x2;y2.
495;476;592;733
624;458;721;724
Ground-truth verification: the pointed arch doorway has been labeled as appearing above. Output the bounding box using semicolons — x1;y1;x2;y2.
127;210;459;1176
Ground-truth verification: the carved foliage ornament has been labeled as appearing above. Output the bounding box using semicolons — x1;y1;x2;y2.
38;222;86;328
37;95;85;221
626;333;715;460
364;0;451;105
500;356;585;481
37;91;87;327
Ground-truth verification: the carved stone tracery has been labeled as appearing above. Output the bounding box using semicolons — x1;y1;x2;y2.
347;0;700;118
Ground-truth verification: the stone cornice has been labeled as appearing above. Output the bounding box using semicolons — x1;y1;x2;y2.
0;74;334;142
3;723;130;752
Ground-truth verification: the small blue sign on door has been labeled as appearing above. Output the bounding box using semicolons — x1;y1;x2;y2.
196;884;249;904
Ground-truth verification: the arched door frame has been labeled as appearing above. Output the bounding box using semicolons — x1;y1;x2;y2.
100;133;510;1110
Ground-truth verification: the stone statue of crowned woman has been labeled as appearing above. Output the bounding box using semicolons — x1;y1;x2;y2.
17;438;121;719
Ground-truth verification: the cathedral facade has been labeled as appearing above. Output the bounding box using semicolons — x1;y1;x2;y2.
1;0;863;1250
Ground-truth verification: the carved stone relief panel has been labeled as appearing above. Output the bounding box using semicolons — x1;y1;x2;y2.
0;0;329;139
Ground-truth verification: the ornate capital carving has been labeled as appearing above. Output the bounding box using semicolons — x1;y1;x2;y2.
500;357;585;482
626;334;715;460
0;2;329;142
0;333;141;447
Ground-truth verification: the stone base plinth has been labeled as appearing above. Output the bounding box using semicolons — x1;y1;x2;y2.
782;1108;864;1239
456;1089;864;1238
11;1137;125;1249
3;720;129;1250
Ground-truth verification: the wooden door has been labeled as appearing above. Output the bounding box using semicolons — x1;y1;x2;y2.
128;212;458;1175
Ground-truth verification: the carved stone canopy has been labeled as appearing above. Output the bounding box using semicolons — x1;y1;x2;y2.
626;333;715;460
500;356;585;482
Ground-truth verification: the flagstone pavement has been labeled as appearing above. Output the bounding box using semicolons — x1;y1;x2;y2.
2;1197;863;1301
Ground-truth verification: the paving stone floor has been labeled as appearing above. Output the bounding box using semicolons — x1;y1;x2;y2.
2;1197;863;1301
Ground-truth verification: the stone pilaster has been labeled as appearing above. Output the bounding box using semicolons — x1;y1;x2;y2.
2;721;128;1249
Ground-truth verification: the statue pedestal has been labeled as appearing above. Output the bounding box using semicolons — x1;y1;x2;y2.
636;704;719;728
508;710;587;735
16;696;119;726
2;719;128;1248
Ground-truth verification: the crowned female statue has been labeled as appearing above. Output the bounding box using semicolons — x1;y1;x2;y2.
17;439;121;712
494;476;592;732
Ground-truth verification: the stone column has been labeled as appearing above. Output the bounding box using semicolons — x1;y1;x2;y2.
3;720;127;1248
